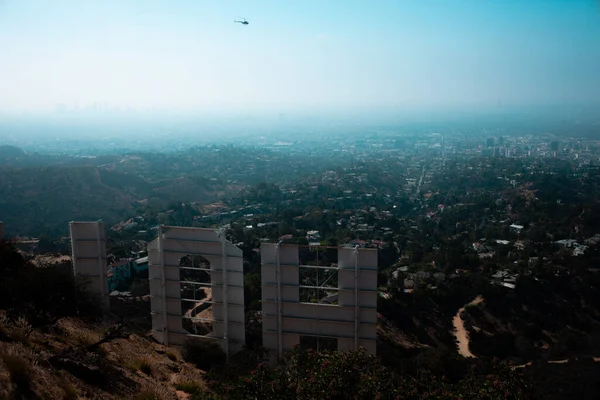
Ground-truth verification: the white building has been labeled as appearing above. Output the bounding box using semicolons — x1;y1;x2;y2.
509;224;524;233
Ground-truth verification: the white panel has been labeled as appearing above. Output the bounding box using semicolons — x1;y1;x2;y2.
212;287;244;305
148;239;158;251
162;239;240;258
360;340;377;354
165;298;181;315
165;281;182;298
261;244;378;356
281;286;300;302
74;258;103;276
261;265;276;285
163;226;221;242
213;305;244;324
281;303;354;321
337;247;356;270
283;334;300;349
338;338;355;352
149;226;245;355
357;249;378;271
338;291;377;308
262;302;277;315
70;221;108;311
150;296;163;314
263;332;279;352
166;315;185;332
338;270;377;290
148;265;163;280
359;308;378;324
262;316;278;331
262;286;276;303
359;324;376;338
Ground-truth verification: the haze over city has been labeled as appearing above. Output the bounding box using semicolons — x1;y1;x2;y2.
1;0;599;116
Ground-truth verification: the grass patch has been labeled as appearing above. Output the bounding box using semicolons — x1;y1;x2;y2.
139;361;152;376
135;392;159;400
57;379;78;400
136;383;175;400
0;352;32;390
175;380;203;394
126;359;153;376
73;330;101;347
54;336;66;344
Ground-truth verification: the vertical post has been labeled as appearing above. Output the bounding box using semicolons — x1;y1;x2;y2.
275;242;282;360
158;226;168;346
96;221;109;312
221;233;229;362
354;245;359;350
69;222;76;276
316;246;320;351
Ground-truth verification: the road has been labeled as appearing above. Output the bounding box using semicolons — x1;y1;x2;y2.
452;295;484;358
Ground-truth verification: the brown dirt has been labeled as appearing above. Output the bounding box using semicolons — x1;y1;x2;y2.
452;295;484;358
0;314;207;399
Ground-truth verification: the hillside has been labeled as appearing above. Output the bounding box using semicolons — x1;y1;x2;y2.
460;276;600;363
0;165;228;237
0;145;26;159
5;240;600;398
0;315;205;399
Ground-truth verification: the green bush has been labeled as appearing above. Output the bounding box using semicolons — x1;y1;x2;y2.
182;338;226;371
139;360;152;376
204;347;531;400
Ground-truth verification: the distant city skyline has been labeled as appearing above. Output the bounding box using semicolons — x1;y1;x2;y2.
1;0;599;114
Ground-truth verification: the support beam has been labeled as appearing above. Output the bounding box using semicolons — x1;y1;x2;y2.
221;232;229;361
158;225;169;346
276;242;283;360
354;245;359;350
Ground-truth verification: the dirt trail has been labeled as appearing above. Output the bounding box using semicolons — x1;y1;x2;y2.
452;295;484;358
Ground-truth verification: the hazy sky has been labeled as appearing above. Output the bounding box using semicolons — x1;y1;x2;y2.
0;0;599;114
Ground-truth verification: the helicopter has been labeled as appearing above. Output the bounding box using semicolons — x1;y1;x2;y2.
234;18;249;25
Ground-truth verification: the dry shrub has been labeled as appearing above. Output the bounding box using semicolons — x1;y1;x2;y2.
126;357;153;376
0;345;36;391
137;381;177;400
57;377;79;400
0;315;33;344
174;378;204;394
72;328;102;347
0;313;9;341
166;351;178;362
9;317;33;343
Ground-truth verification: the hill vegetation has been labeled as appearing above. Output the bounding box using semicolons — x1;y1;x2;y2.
0;240;534;399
